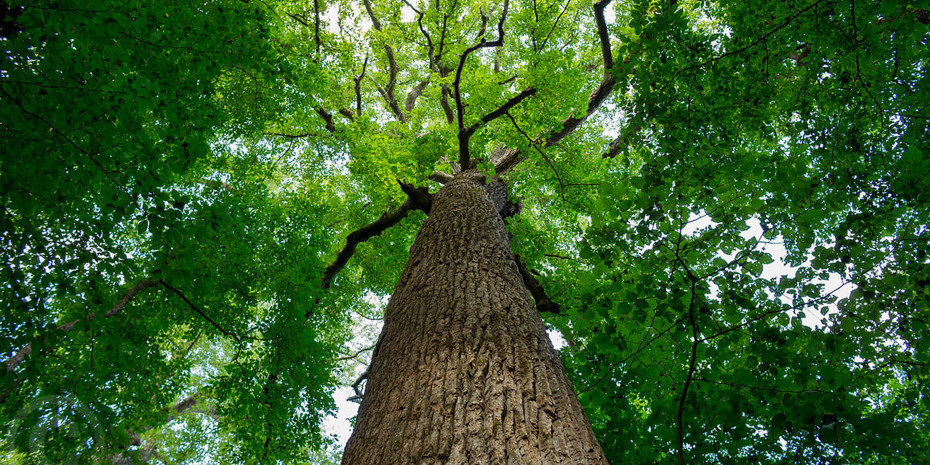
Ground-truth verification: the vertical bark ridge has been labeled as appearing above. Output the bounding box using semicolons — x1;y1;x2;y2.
341;171;608;465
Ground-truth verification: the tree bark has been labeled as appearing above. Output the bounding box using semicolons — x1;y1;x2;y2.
341;171;608;464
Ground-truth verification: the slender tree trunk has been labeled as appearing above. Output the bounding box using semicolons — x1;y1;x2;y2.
341;171;608;464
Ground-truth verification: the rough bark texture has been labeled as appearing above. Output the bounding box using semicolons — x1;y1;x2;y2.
341;171;608;465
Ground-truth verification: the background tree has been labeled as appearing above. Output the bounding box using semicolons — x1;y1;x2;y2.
1;0;927;464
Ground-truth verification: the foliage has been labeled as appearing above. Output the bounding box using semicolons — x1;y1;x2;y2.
1;0;928;463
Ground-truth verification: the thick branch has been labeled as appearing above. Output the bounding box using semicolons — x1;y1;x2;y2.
405;78;431;112
545;75;616;147
338;108;356;121
602;135;623;159
593;0;614;76
321;182;433;289
315;107;336;133
440;85;456;124
514;254;561;315
4;280;159;372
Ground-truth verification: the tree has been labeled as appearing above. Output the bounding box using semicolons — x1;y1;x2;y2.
1;0;928;463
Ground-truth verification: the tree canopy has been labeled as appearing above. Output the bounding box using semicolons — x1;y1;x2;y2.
1;0;928;463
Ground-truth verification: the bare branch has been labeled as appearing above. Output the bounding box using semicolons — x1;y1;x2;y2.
677;281;700;465
462;87;537;140
544;73;616;148
336;345;376;362
159;280;241;341
601;126;640;158
321;182;433;289
361;0;382;30
671;0;825;78
538;0;574;54
338;108;356;121
263;132;321;140
313;0;322;55
0;87;133;200
440;85;456;124
401;0;435;70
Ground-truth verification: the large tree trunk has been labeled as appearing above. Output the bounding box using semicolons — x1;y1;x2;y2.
341;171;608;464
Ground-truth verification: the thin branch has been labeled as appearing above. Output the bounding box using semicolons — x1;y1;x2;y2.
4;280;159;372
355;56;369;117
336;345;376;362
321;182;433;289
159;280;240;342
677;280;700;465
504;112;571;205
539;0;574;54
454;0;511;169
263;132;322;140
671;0;825;78
362;0;407;122
0;87;132;199
313;0;322;55
470;88;537;137
494;0;617;175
